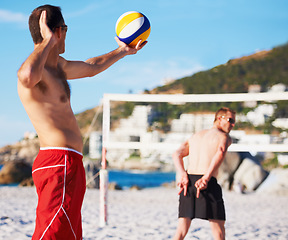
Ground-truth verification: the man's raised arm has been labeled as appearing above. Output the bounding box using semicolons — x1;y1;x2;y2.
18;11;57;88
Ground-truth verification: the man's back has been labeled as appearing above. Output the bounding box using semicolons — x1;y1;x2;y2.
186;128;229;177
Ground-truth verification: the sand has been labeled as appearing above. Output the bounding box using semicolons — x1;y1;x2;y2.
1;186;288;240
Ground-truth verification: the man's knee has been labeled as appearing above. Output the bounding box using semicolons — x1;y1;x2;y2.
212;230;225;240
209;219;225;240
173;218;191;240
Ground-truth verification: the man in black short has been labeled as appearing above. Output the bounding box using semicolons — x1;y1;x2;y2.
173;107;236;240
178;175;226;221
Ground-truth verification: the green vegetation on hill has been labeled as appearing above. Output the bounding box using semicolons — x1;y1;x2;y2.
155;42;288;94
76;41;288;134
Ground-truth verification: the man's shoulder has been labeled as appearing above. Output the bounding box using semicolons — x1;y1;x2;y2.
196;129;210;135
203;128;230;142
58;56;67;66
189;129;211;143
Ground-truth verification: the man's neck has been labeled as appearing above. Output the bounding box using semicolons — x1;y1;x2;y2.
213;123;226;133
46;48;59;68
34;42;59;68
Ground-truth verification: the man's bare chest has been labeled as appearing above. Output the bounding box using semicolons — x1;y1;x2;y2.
38;66;71;102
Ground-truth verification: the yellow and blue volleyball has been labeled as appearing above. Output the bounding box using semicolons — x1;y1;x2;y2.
115;11;151;47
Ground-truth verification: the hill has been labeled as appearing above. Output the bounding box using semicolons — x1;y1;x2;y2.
152;42;288;94
76;41;288;134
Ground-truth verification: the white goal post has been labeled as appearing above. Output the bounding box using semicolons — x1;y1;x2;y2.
99;92;288;226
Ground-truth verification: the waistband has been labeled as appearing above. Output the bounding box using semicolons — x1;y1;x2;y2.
187;174;216;182
40;147;83;156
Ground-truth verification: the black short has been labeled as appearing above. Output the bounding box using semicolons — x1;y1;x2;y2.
178;174;226;221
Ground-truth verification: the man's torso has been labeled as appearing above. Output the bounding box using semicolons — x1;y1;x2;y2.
18;64;83;152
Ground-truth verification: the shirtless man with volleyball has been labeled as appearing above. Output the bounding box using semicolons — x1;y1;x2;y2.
17;5;146;239
173;107;236;240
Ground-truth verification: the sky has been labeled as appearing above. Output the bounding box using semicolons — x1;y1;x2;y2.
0;0;288;147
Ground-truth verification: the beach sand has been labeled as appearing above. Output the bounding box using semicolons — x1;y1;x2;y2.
1;186;288;240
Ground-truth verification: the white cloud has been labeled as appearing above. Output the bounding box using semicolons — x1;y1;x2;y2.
0;9;27;24
65;3;102;19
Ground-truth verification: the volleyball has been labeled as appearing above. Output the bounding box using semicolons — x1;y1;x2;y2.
115;11;151;47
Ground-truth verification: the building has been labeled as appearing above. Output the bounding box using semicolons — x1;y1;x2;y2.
171;113;214;133
89;131;102;159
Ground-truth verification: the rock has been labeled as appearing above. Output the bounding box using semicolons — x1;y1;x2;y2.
218;152;242;190
0;138;39;164
130;185;142;191
17;141;39;164
233;157;268;192
161;181;176;188
19;177;34;187
256;168;288;195
108;182;122;190
0;161;32;184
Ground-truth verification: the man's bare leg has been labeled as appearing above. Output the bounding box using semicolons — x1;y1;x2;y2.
173;217;191;240
209;219;225;240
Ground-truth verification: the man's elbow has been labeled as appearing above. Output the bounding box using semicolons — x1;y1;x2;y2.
172;151;183;163
172;151;178;159
218;149;226;161
17;68;36;88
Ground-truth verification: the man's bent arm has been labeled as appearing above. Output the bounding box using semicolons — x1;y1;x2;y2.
203;136;230;181
18;11;57;88
173;141;189;175
173;141;189;195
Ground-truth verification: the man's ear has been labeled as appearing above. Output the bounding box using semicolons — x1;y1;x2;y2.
54;27;61;39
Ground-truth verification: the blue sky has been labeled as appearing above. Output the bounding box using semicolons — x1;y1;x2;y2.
0;0;288;147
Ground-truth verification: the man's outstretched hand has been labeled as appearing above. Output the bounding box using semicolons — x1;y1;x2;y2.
115;37;147;55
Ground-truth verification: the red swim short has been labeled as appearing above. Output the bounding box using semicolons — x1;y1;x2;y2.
32;147;86;240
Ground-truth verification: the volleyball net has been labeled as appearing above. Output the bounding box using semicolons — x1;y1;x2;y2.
102;92;288;153
99;92;288;226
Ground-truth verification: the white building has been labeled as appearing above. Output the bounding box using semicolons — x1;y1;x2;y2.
246;104;275;126
171;113;214;133
113;105;151;137
89;131;102;159
237;134;271;145
107;106;154;161
245;84;261;108
269;83;287;92
272;119;288;129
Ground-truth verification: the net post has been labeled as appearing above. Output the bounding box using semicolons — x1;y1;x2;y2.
99;164;108;227
99;96;110;227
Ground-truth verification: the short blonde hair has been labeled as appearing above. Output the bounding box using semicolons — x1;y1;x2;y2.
214;107;236;122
